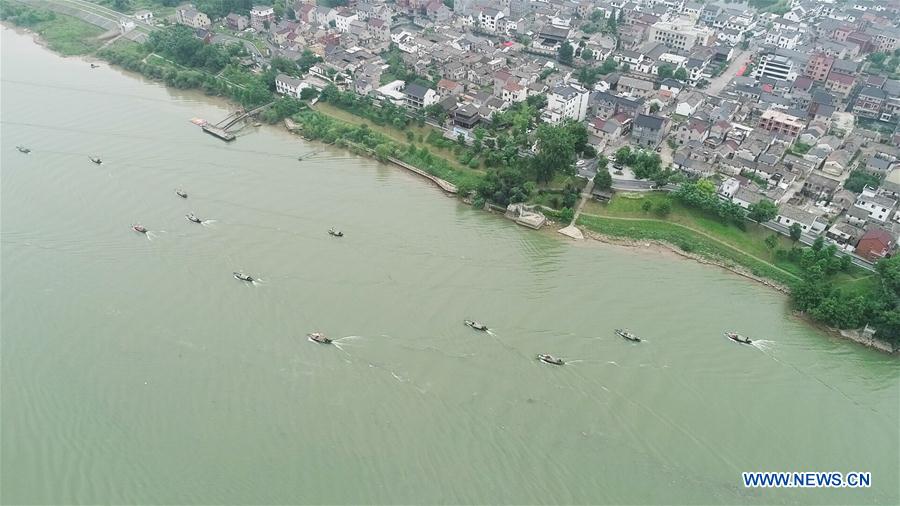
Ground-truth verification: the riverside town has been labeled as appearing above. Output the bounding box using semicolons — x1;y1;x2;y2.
2;0;899;503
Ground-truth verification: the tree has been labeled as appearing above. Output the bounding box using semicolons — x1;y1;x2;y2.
606;13;618;33
657;64;674;79
600;57;618;74
789;223;803;242
844;170;882;193
748;199;778;222
641;200;653;212
557;41;574;66
649;102;661;114
615;146;633;165
654;199;672;217
673;67;688;82
595;167;612;190
532;122;579;182
765;234;778;250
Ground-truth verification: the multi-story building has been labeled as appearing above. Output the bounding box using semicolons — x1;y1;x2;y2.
176;6;210;29
542;84;589;123
403;83;438;110
334;8;358;32
804;53;833;83
631;114;667;148
825;71;855;98
854;187;898;224
758;109;804;136
754;53;797;82
478;7;505;32
275;74;305;98
647;19;714;52
853;86;886;119
225;13;248;31
764;29;801;49
250;5;274;31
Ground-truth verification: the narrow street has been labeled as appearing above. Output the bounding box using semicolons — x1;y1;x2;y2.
705;48;751;97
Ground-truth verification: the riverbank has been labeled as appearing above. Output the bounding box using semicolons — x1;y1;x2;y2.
0;4;104;55
6;11;895;352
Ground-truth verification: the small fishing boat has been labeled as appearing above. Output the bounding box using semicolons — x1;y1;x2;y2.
186;213;202;223
132;224;148;234
328;228;344;237
16;146;30;154
175;189;188;198
537;354;564;366
725;332;752;345
89;156;102;165
307;332;332;344
90;63;100;69
616;328;641;342
233;272;254;282
464;320;488;331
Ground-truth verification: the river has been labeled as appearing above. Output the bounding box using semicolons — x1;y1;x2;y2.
1;28;898;505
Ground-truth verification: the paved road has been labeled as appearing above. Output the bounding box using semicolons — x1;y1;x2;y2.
211;34;265;61
705;48;751;97
16;0;155;42
611;178;656;191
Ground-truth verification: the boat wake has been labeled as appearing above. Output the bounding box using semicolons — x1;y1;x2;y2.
485;329;496;336
751;339;776;352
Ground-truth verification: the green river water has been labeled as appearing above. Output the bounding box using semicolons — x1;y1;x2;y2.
1;28;898;504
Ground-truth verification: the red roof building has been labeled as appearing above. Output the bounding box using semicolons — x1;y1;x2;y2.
856;228;894;261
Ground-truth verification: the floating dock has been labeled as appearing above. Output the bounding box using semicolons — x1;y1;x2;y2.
202;125;235;142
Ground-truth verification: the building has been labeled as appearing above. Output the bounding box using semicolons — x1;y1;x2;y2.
775;205;827;235
825;71;855;98
478;7;505;32
855;228;894;261
758;109;804;137
334;8;358;32
275;74;305;98
403;83;438;110
250;5;275;31
542;84;589;124
454;104;481;129
804;53;833;83
501;82;527;103
854;187;898;224
176;6;210;29
225;13;248;31
754;53;797;82
617;76;655;99
853;86;887;119
647;19;714;52
437;79;463;97
631;114;666;148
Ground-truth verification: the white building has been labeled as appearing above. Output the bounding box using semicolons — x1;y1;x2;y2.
765;30;802;50
754;53;797;81
275;74;306;98
334;9;358;32
854;187;898;223
478;7;505;32
775;205;827;235
648;18;714;52
542;83;589;124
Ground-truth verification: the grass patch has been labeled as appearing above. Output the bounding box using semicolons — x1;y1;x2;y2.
1;1;105;56
37;15;104;55
313;102;481;176
577;213;801;286
580;192;873;288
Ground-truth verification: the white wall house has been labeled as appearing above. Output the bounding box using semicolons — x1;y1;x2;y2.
542;83;589;124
